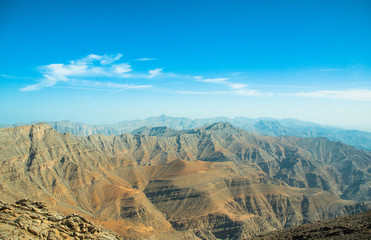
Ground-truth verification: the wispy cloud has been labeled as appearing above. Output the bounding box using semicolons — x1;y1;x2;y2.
1;74;36;80
201;77;229;83
53;82;152;92
196;76;262;96
148;68;163;78
176;89;261;96
20;53;367;102
20;54;152;92
293;89;371;101
175;90;229;95
229;83;247;89
20;53;263;96
136;58;157;61
318;68;345;72
73;53;123;65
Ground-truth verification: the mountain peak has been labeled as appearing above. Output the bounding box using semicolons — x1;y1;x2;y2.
1;122;55;134
205;122;235;130
131;125;180;137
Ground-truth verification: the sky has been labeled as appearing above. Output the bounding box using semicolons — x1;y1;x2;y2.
1;0;371;131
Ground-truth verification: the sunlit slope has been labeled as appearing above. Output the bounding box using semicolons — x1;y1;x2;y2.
0;123;370;239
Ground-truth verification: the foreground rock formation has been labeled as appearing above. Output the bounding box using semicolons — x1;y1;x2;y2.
0;123;370;239
0;199;122;239
1;199;370;240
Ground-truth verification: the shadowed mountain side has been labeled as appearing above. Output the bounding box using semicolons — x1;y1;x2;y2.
0;123;370;239
142;159;369;239
252;210;371;240
131;122;371;201
131;126;182;137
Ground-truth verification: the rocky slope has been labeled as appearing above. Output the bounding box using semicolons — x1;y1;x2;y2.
0;199;123;239
252;210;371;240
134;122;371;201
0;123;370;239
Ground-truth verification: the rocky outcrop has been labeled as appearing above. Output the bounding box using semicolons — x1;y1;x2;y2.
0;199;122;239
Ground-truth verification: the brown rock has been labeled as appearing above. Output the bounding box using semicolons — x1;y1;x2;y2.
0;123;370;239
28;226;41;236
0;200;123;239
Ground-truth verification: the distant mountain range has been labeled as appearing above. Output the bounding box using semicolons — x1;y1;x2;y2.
2;115;371;151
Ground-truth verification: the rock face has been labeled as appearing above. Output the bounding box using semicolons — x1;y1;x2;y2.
252;210;371;240
0;123;370;239
0;199;122;239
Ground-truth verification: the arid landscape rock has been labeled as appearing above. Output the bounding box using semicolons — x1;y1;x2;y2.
252;210;371;240
0;199;122;239
0;123;370;239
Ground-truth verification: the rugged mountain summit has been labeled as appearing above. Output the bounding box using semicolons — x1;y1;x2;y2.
0;123;370;239
131;126;181;137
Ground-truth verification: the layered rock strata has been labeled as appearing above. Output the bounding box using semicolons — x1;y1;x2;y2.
0;123;370;239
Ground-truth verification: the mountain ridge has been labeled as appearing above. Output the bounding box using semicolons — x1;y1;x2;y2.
1;115;370;151
1;122;370;239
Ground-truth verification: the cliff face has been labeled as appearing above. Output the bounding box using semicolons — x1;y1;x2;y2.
0;123;370;239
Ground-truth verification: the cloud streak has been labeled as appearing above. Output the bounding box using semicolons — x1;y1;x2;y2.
136;58;157;61
19;53;370;102
293;89;371;101
20;54;151;92
148;68;163;78
318;68;345;72
196;76;261;96
201;78;228;83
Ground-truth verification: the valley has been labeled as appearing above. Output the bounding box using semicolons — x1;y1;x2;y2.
0;122;370;239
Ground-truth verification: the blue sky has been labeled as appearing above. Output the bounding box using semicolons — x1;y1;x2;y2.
1;0;371;131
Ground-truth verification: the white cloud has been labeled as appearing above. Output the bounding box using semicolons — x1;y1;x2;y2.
21;53;143;92
293;89;371;101
20;84;41;92
52;82;152;92
73;53;123;65
104;82;151;91
148;68;163;78
196;76;261;96
136;58;157;61
176;89;261;96
113;63;132;74
19;53;263;96
229;83;247;89
175;90;229;95
201;78;228;83
234;89;261;96
20;74;60;91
